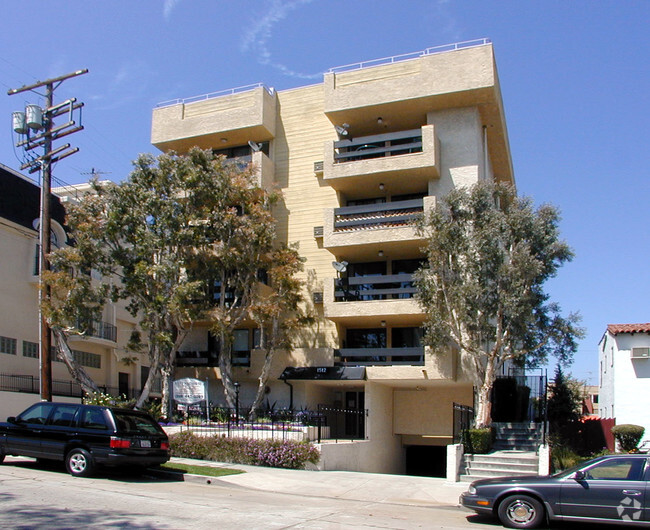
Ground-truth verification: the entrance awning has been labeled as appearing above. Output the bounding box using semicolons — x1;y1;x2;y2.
279;366;366;381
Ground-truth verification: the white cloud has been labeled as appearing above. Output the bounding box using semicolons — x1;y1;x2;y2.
163;0;182;20
241;0;321;80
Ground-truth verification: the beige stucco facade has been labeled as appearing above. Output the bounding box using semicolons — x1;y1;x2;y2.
151;41;514;474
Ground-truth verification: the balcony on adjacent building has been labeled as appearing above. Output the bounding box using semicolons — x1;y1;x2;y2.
322;126;439;194
70;319;117;344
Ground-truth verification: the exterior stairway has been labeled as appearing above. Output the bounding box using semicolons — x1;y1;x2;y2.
459;423;544;483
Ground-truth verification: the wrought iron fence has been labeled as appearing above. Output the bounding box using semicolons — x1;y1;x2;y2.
453;402;474;444
0;372;144;401
169;405;368;444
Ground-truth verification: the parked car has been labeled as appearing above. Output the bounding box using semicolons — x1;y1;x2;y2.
460;453;650;528
0;402;170;477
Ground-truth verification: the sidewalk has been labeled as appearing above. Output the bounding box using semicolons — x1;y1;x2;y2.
167;457;468;508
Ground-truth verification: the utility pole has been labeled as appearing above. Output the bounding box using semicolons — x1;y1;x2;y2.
8;69;88;401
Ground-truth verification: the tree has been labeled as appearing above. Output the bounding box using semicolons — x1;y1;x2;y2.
415;181;583;428
547;365;582;445
45;148;302;412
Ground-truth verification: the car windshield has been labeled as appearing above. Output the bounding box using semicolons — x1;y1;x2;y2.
112;411;164;435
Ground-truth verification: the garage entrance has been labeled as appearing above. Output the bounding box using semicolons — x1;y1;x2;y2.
405;445;447;477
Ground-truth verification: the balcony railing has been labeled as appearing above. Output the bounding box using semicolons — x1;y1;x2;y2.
334;198;423;232
176;350;250;367
334;129;422;164
334;347;424;366
75;320;117;342
335;274;416;301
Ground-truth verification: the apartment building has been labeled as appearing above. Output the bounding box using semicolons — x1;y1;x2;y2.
599;323;650;439
0;165;155;418
151;40;515;473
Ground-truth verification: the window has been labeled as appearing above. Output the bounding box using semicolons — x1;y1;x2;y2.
584;458;645;481
80;409;108;430
48;405;79;427
22;341;39;358
19;404;52;425
0;336;17;355
233;329;251;366
346;328;386;349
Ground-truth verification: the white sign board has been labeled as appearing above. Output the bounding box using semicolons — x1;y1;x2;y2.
173;377;206;404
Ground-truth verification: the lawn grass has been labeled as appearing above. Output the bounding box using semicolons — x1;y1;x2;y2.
160;462;245;478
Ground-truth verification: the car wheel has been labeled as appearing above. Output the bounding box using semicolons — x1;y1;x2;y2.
65;448;94;478
497;494;545;529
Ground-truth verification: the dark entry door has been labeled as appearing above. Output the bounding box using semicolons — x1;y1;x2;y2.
345;391;365;439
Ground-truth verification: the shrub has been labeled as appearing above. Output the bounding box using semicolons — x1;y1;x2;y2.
611;424;645;452
551;445;584;472
464;428;493;454
169;432;320;469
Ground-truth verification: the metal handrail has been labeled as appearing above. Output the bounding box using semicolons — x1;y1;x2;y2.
327;38;491;74
156;83;274;108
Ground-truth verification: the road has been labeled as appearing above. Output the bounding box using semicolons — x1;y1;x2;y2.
0;459;477;529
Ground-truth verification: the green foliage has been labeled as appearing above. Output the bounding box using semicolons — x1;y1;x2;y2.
45;148;304;410
551;445;585;472
464;428;493;454
547;365;582;447
611;424;645;452
169;432;320;469
415;181;583;426
83;392;133;408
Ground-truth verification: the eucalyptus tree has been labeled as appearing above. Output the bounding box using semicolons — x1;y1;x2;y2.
415;181;583;428
45;147;302;412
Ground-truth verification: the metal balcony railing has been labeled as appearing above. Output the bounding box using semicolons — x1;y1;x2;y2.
334;198;423;232
334;129;423;164
334;347;424;366
334;274;416;301
76;320;117;342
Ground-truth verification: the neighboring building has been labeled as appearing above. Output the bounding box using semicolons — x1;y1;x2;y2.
599;323;650;440
581;384;599;417
150;39;515;474
0;164;155;418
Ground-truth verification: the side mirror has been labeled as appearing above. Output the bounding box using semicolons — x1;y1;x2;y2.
7;416;17;424
574;470;586;481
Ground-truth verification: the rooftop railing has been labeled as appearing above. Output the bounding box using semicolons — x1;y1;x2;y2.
156;83;275;108
327;38;491;74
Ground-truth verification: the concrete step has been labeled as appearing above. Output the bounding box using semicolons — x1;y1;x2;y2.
460;450;540;482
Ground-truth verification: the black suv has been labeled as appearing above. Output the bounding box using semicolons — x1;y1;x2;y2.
0;402;170;477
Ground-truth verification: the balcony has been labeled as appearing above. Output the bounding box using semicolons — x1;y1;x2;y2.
335;347;424;366
324;277;422;325
322;196;434;256
322;126;439;194
69;320;117;344
334;274;416;301
151;84;277;153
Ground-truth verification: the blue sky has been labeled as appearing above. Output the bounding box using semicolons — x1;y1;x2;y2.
1;1;649;385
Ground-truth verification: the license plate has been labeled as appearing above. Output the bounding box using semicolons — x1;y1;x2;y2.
140;440;151;448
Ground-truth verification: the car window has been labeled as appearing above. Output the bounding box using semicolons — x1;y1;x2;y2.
80;409;109;430
18;404;52;425
112;411;163;435
584;458;645;481
48;405;79;427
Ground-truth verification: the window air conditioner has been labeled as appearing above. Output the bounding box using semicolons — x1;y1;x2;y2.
631;347;650;359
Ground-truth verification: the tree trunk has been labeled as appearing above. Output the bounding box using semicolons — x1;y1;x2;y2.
218;332;236;408
249;349;274;417
52;327;101;395
474;357;497;428
134;345;162;409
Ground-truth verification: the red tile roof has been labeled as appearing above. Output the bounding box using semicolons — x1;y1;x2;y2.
607;323;650;335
